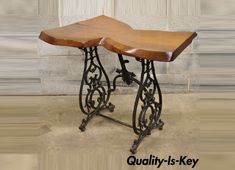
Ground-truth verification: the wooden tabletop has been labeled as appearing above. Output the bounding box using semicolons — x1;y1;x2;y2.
39;15;197;62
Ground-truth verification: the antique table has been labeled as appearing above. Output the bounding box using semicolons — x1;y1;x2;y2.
39;15;197;154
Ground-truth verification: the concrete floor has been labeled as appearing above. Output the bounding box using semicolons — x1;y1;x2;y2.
0;93;234;170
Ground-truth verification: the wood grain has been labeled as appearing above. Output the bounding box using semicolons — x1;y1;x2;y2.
39;15;197;62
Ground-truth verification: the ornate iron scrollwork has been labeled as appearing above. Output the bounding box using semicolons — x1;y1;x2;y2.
79;47;115;131
110;55;164;153
130;59;164;154
78;48;164;154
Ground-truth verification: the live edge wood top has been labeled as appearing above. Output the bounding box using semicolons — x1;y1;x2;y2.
39;15;197;62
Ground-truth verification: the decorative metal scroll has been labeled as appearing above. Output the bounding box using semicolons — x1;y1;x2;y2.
130;59;164;153
132;59;163;134
78;47;113;131
78;48;164;153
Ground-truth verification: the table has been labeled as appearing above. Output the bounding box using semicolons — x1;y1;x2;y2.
39;15;197;154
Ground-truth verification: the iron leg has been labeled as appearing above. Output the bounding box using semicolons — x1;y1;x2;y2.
78;47;114;131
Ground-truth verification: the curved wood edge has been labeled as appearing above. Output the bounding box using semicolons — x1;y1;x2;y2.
171;32;197;61
39;15;197;62
39;31;172;62
39;31;102;48
101;38;172;62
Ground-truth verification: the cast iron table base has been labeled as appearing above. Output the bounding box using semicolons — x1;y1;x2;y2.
78;47;164;154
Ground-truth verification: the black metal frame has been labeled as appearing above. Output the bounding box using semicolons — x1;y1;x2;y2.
78;46;164;154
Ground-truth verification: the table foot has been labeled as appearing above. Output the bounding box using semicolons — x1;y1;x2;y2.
130;140;138;154
157;119;164;130
79;110;98;132
106;102;115;112
79;120;86;132
79;102;115;132
130;130;149;154
130;120;164;154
